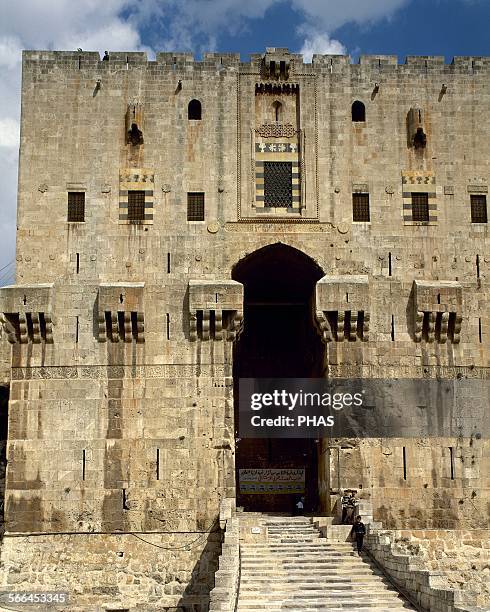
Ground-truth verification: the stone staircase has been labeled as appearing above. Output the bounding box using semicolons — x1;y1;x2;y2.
236;515;416;611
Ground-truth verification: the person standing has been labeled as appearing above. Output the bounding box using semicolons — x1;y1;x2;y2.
352;515;366;556
341;490;351;523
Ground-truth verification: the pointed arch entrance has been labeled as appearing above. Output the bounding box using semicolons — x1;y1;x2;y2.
232;243;325;512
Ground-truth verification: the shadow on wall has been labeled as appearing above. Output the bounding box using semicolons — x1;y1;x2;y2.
175;530;222;612
0;384;9;528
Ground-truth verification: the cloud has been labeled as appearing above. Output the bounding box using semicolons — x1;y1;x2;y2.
292;0;409;32
300;33;346;62
0;119;20;148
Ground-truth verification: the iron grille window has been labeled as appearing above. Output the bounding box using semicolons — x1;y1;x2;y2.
411;192;429;222
128;191;146;221
67;192;85;222
264;162;293;207
471;195;488;223
352;193;370;222
187;192;205;221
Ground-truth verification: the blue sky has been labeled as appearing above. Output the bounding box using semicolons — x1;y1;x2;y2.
0;0;489;279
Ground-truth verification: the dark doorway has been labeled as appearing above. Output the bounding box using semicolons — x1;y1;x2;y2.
0;384;9;527
232;243;325;512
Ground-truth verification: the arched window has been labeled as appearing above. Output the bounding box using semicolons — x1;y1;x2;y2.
351;100;366;122
272;100;283;122
188;99;202;120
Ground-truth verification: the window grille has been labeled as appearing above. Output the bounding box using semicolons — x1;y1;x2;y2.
128;191;146;221
187;192;205;221
264;162;292;207
67;192;85;222
411;192;429;222
352;193;370;222
471;195;488;223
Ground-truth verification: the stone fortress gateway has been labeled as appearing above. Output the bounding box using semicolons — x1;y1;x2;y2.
0;47;488;610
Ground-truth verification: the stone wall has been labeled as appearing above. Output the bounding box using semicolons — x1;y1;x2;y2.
366;527;490;611
209;499;239;612
0;317;9;385
393;529;490;606
0;530;221;611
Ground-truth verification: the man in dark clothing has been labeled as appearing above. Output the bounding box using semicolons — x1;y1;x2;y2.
352;515;366;555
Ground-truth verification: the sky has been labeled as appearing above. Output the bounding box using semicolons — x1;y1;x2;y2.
0;0;489;284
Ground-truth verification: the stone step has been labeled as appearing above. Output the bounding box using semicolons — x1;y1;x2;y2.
238;595;406;605
240;547;356;554
239;576;394;585
239;584;399;594
240;558;377;566
235;513;414;611
237;596;406;605
240;550;359;557
237;601;412;612
242;543;354;549
240;569;386;577
267;526;317;530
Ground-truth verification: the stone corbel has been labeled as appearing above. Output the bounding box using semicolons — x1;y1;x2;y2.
0;284;54;344
314;275;370;343
97;283;145;343
188;280;244;342
413;280;463;344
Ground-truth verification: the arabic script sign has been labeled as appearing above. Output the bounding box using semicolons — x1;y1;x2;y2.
239;468;305;494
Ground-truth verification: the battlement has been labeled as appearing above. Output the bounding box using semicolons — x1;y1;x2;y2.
22;49;490;74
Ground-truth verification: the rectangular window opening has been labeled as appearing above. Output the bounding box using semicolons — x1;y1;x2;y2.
388;252;392;276
166;313;170;340
476;254;480;279
478;317;482;344
449;447;455;480
402;446;407;481
68;192;85;222
264;162;293;208
470;195;488;223
82;449;86;481
167;252;171;274
75;316;79;344
187;192;205;221
156;448;160;480
411;192;429;222
76;253;80;274
391;315;395;341
352;193;370;222
128;190;146;222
